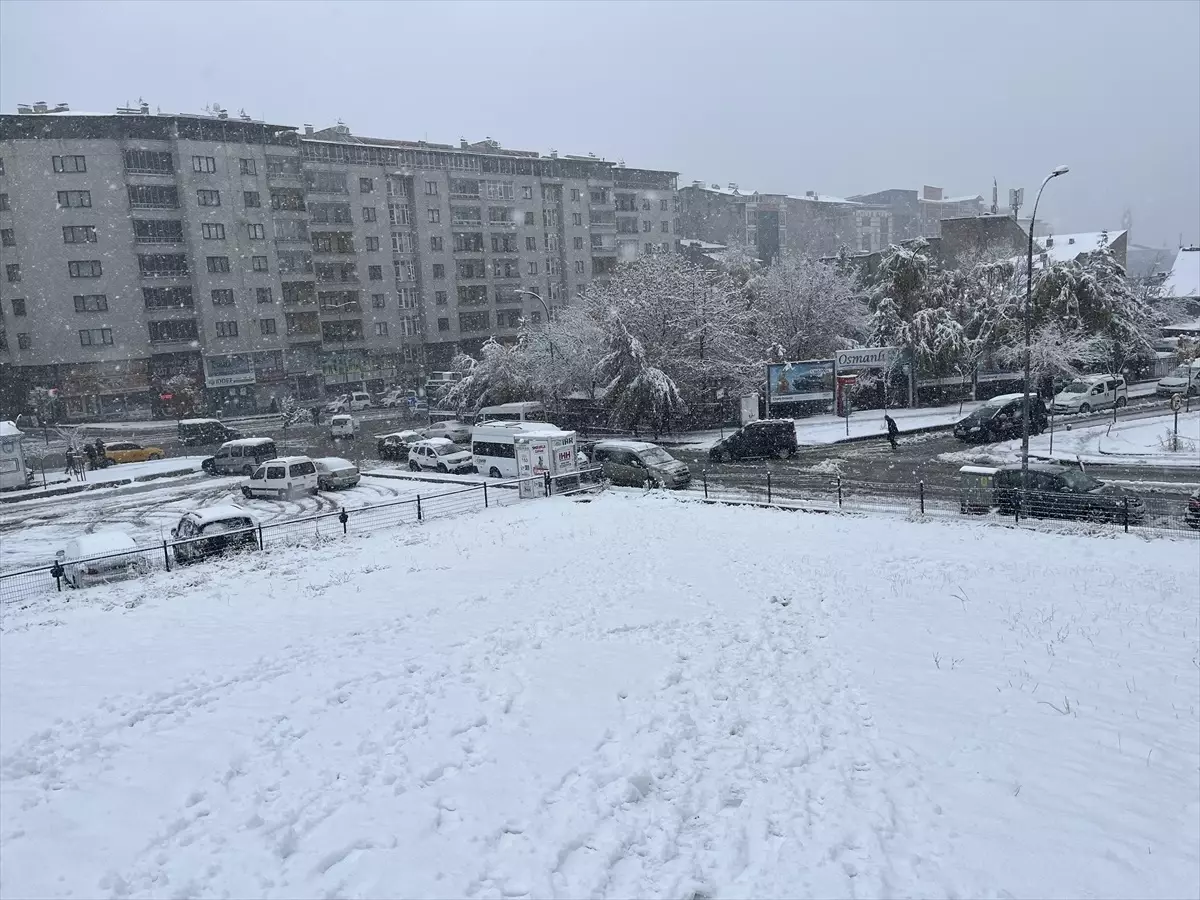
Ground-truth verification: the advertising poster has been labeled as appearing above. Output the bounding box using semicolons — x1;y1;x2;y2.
766;360;835;404
550;435;578;475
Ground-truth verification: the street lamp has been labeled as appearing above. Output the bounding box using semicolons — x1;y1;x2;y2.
515;288;553;360
1020;164;1069;492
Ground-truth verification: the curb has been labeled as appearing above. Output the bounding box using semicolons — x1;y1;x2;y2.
0;467;200;504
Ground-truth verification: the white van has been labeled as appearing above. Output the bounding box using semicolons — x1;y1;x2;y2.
330;414;357;439
474;401;545;424
1052;374;1128;414
472;421;559;478
1157;360;1200;398
242;455;319;499
58;532;149;589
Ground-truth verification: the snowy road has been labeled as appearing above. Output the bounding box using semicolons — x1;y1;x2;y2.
1;494;1196;899
0;473;465;573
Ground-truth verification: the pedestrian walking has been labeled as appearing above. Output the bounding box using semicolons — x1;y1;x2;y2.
63;447;75;476
84;443;97;470
884;413;899;451
93;437;106;467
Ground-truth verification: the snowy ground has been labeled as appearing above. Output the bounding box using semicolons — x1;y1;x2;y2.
1;494;1196;899
5;456;207;498
0;473;469;573
942;410;1200;469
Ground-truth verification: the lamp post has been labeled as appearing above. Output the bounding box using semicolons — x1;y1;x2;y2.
324;297;362;396
1020;164;1069;492
515;288;553;360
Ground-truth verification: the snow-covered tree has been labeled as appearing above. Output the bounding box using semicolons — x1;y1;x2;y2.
441;338;530;414
520;304;606;401
746;255;865;361
595;312;684;433
997;321;1100;393
278;395;312;429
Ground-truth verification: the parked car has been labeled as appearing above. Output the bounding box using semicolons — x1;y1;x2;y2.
709;419;797;462
201;437;278;476
1186;489;1200;529
420;420;472;444
178;418;242;447
171;505;259;564
1156;360;1200;398
953;393;1048;443
408;438;476;474
241;456;319;499
330;414;357;439
377;430;422;461
325;392;371;414
104;441;164;464
592;440;691;488
380;388;415;409
1052;374;1128;414
57;532;149;589
313;457;361;490
993;463;1145;524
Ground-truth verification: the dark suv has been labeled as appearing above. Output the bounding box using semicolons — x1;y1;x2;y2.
709;419;797;462
953;393;1048;444
994;463;1144;523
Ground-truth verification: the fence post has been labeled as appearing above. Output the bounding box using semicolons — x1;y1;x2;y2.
1014;494;1020;524
837;475;843;508
163;540;171;573
50;560;64;592
483;482;489;508
767;471;772;505
1123;496;1129;533
339;508;348;535
703;470;708;499
258;524;265;550
919;480;925;515
544;472;551;497
417;494;423;522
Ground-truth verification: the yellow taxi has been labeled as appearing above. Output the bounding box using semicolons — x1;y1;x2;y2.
104;441;165;464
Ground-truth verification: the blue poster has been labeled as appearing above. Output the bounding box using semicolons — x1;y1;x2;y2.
767;360;835;402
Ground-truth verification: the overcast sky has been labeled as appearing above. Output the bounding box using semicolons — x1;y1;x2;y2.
2;0;1197;248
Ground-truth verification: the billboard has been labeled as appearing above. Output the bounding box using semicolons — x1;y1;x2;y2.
767;360;834;403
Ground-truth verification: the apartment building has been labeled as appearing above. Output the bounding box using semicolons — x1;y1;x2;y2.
0;104;678;418
847;186;984;241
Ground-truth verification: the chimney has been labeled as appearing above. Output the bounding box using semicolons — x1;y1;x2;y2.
304;124;314;135
33;100;48;114
1068;237;1075;245
806;190;816;198
728;182;737;192
54;102;70;113
217;107;228;119
460;138;468;149
140;101;150;115
549;149;558;159
692;180;702;187
1046;237;1054;248
16;103;32;114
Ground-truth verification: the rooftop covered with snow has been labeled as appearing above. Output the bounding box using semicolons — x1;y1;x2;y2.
1162;247;1200;300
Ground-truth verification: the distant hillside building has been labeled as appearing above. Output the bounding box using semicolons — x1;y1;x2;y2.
848;185;984;241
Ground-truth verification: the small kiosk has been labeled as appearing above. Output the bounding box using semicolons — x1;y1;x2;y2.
0;421;30;491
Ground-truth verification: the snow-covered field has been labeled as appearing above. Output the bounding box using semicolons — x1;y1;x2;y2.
943;410;1200;468
0;472;469;573
2;494;1197;899
6;456;207;497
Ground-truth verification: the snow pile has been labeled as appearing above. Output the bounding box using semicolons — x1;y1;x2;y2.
1;495;1197;899
943;411;1200;468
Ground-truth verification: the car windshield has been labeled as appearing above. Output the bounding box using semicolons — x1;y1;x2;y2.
1059;469;1103;493
1168;365;1192;379
200;519;252;534
434;443;462;456
1061;381;1089;393
638;448;674;466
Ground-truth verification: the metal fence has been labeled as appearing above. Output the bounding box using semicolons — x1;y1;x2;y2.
683;471;1200;537
0;469;599;608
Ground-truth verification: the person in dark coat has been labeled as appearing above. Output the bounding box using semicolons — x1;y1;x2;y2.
83;443;97;470
884;413;899;450
63;447;76;475
93;438;106;466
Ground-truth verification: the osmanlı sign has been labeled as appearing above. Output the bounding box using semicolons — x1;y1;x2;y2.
834;347;900;371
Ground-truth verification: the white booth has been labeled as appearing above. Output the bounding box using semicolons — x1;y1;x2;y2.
0;421;30;491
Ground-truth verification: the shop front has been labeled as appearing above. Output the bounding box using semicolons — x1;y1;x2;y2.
60;360;152;422
204;354;258;416
150;351;205;419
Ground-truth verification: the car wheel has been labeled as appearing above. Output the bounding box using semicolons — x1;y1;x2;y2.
242;465;253;476
437;464;447;473
1116;397;1127;408
1079;403;1091;414
774;447;789;460
241;486;253;499
1188;385;1198;398
489;467;501;478
149;453;163;461
409;462;420;471
722;449;735;464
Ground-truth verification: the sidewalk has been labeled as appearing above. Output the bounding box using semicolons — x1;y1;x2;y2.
2;457;207;503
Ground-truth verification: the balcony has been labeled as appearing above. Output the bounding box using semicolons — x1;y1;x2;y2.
590;245;618;256
318;304;363;316
286;330;322;345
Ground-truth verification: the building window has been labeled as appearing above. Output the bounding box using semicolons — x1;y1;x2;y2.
426;180;438;195
432;263;445;279
642;199;652;211
572;213;583;227
372;293;386;308
459;311;489;332
17;332;31;350
398;287;417;309
211;289;234;306
125;149;174;174
661;221;670;233
547;258;560;276
192;156;216;173
259;318;277;335
0;194;8;211
391;232;413;253
522;185;534;200
497;309;522;329
68;260;102;278
363;206;377;222
545;233;560;252
62;225;97;243
52;154;87;173
365;236;380;252
643;220;652;232
394;259;415;280
57;190;91;208
527;261;539;276
525;236;537;251
574;188;584;202
252;256;269;272
73;293;108;312
437;317;449;332
427;208;441;223
523;211;535;225
215;321;238;338
430;236;444;252
197;189;221;206
144;286;194;309
257;287;273;304
368;265;383;281
529;310;541;325
244;190;262;208
358;177;374;193
458;285;487;305
247;223;265;240
239;158;257;175
645;242;655;255
573;236;584;250
201;223;226;240
0;229;12;247
78;327;113;347
11;298;26;315
206;256;231;274
148;319;198;343
138;254;188;277
435;291;448;305
574;259;585;274
134;219;184;243
375;322;388;336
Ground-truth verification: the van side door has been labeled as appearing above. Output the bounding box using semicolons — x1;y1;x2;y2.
265;463;287;494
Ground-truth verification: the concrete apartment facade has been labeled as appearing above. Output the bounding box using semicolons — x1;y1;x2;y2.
0;105;678;419
848;186;985;241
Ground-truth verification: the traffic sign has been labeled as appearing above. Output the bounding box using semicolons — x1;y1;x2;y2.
1170;393;1183;411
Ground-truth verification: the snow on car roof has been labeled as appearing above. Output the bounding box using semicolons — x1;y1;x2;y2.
379;430;421;440
66;531;138;558
983;393;1030;406
594;440;661;453
179;418;222;426
417;437;456;446
268;455;313;465
314;457;355;469
187;505;256;526
0;420;23;437
224;437;275;447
